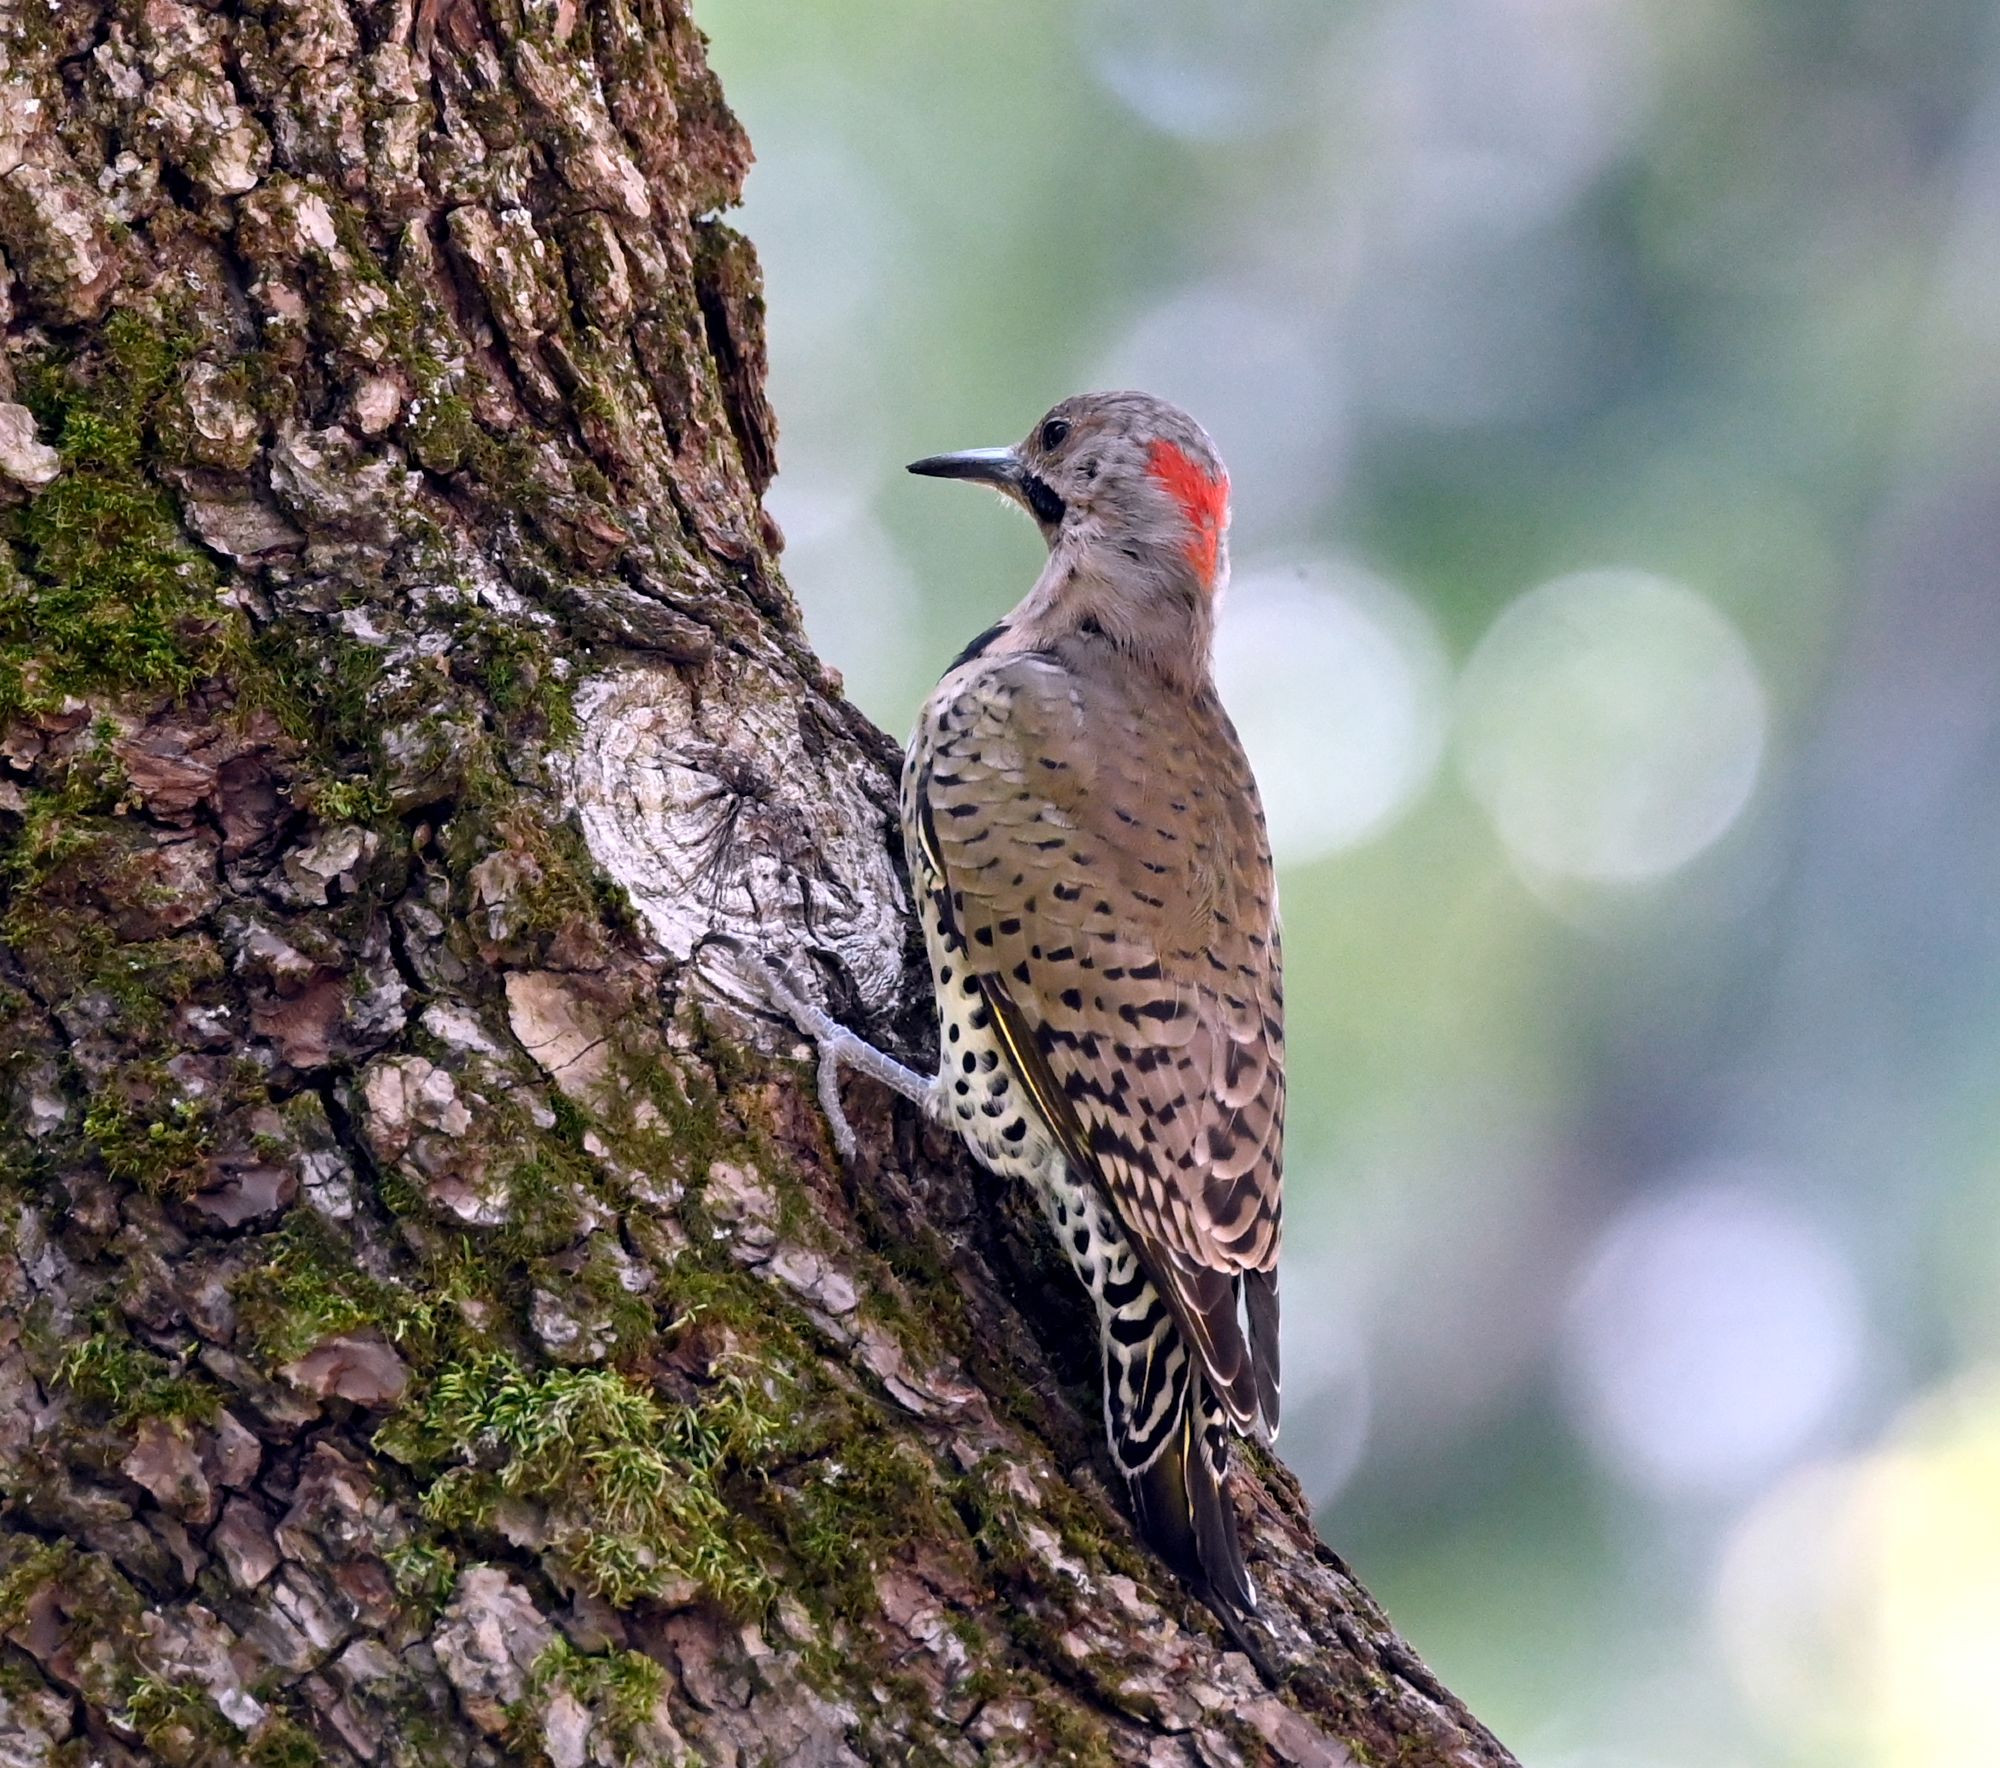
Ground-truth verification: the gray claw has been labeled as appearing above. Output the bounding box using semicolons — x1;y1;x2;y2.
750;952;866;1163
747;949;935;1162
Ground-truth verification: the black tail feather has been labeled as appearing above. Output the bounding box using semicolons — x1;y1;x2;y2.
1128;1375;1254;1611
1244;1268;1280;1440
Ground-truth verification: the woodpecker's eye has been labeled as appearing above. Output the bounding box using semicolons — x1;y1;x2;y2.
1040;417;1071;451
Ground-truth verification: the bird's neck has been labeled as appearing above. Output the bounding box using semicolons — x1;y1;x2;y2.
1002;534;1216;696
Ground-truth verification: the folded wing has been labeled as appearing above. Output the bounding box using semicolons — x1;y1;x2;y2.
912;649;1285;1435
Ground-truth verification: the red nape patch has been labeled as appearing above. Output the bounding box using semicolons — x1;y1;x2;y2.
1146;439;1229;588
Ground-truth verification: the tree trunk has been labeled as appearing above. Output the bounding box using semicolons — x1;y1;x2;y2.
0;4;1516;1763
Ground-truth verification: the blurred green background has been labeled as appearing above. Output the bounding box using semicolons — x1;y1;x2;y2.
696;2;2000;1760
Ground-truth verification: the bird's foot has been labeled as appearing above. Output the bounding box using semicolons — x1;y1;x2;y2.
755;955;935;1164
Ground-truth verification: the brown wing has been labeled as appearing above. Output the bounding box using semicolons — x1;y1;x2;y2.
912;648;1285;1433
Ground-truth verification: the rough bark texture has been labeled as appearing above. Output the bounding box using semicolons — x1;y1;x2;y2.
0;4;1517;1764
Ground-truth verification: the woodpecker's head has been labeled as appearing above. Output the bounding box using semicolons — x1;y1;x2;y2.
909;391;1232;607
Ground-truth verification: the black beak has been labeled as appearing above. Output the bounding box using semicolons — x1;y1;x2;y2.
908;443;1067;527
906;445;1022;488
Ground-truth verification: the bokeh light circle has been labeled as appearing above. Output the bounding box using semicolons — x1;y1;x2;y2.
1213;558;1449;865
1365;0;1657;242
1455;570;1768;884
1561;1171;1864;1498
1713;1373;2000;1767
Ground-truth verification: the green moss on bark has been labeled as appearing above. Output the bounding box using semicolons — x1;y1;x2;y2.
81;1087;214;1197
54;1320;221;1428
388;1352;784;1612
1;316;234;720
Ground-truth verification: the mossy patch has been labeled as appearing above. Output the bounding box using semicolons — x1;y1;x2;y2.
518;1636;669;1756
244;1713;324;1768
232;1211;435;1369
54;1319;220;1427
953;1462;1151;1618
1030;1698;1123;1768
0;751;200;1014
773;1431;957;1621
124;1671;230;1760
88;933;224;1032
388;1352;784;1612
591;1038;729;1192
483;1108;605;1261
451;803;640;959
0;1541;139;1706
124;1673;324;1768
453;608;578;745
81;1086;213;1197
363;1170;976;1626
0;1540;79;1631
1;314;234;720
237;617;389;802
382;1537;459;1626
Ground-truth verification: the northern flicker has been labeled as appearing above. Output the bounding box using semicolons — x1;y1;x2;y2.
772;392;1283;1614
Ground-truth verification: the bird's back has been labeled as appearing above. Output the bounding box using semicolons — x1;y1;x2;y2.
904;635;1285;1436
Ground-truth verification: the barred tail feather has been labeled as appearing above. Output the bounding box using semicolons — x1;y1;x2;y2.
1126;1372;1254;1611
1099;1254;1256;1610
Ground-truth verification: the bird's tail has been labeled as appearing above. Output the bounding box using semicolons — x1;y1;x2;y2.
1104;1294;1254;1610
1127;1371;1253;1610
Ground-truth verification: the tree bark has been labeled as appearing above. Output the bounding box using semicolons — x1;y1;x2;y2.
0;3;1516;1763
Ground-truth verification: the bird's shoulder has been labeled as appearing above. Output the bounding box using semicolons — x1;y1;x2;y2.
916;637;1091;744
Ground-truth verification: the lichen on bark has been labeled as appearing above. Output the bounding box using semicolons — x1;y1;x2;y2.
0;2;1515;1763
